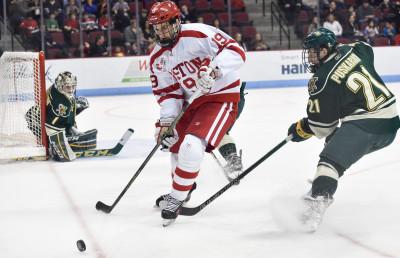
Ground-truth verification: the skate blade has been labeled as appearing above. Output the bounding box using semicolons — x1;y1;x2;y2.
162;218;176;227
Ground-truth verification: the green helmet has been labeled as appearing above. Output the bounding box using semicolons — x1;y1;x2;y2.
302;28;337;73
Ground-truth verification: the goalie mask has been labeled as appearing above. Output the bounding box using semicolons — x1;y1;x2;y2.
302;28;337;73
147;1;181;48
55;71;77;99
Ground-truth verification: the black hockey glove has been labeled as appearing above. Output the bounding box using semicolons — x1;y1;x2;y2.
288;118;314;142
76;96;89;114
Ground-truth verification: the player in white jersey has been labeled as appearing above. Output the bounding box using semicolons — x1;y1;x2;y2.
148;1;246;226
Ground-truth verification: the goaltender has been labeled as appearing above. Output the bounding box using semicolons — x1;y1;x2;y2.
26;71;97;161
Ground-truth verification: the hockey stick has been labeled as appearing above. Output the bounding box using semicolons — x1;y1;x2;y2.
74;128;134;158
180;135;293;216
10;128;134;161
96;90;202;214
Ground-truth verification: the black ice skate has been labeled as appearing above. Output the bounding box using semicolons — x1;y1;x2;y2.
154;182;197;209
224;151;243;182
161;195;184;227
300;194;333;233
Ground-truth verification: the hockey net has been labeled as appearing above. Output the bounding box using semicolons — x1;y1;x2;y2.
0;51;48;160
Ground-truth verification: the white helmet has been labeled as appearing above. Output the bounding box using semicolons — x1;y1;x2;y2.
55;71;77;99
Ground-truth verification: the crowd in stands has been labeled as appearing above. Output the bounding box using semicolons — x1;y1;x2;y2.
2;0;270;59
279;0;400;46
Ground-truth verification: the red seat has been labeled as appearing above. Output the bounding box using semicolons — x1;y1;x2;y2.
241;25;256;41
129;2;142;15
233;12;250;25
202;12;216;25
211;0;225;12
179;0;193;9
50;32;65;45
296;10;310;23
144;0;157;11
71;32;88;46
217;12;229;27
373;36;390;46
88;30;105;44
195;0;209;13
111;30;124;45
337;37;351;44
223;26;240;37
232;0;245;11
46;48;62;59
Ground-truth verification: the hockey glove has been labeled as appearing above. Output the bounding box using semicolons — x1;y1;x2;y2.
155;118;179;152
196;64;222;94
76;96;89;114
288;118;314;142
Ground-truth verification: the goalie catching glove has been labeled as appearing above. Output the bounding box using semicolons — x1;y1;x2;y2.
154;118;179;152
288;118;314;142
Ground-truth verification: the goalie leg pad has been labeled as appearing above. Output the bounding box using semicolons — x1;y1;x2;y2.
49;131;76;162
67;129;97;152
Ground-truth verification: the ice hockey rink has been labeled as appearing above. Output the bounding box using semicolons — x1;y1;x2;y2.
1;84;400;258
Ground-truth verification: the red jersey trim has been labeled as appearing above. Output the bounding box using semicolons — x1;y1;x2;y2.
153;82;180;95
227;45;246;62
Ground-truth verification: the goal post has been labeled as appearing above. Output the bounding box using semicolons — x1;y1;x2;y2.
0;51;48;160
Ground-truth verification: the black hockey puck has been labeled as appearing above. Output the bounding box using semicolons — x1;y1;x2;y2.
76;240;86;252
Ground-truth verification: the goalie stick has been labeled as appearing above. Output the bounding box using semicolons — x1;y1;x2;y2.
96;90;202;214
12;128;134;161
180;135;292;216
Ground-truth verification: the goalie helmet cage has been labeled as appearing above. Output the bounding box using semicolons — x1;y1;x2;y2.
0;51;48;160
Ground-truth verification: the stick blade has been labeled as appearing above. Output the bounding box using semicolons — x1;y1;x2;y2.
180;206;200;216
96;201;112;214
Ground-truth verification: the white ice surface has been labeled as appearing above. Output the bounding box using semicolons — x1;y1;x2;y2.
1;84;400;258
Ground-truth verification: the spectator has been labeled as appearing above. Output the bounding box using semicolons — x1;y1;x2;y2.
97;0;108;17
64;0;80;17
112;0;129;15
363;19;379;44
43;0;62;18
197;16;204;24
252;32;270;51
114;9;131;32
98;15;112;31
127;42;139;56
46;12;62;32
143;21;152;40
28;0;41;21
180;4;195;23
63;13;79;45
212;18;222;30
19;15;39;35
323;13;343;36
382;21;396;41
124;19;143;50
81;12;98;31
90;35;108;57
356;0;375;24
342;13;362;40
139;9;148;32
234;32;248;51
83;0;97;17
9;0;30;31
307;16;319;35
113;46;125;57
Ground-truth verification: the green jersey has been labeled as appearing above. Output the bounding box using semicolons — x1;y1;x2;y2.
306;41;400;138
45;85;77;134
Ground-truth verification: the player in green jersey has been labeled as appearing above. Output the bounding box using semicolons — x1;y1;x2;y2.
26;71;97;161
287;28;400;232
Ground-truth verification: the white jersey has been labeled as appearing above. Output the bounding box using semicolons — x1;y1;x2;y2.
149;23;246;120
